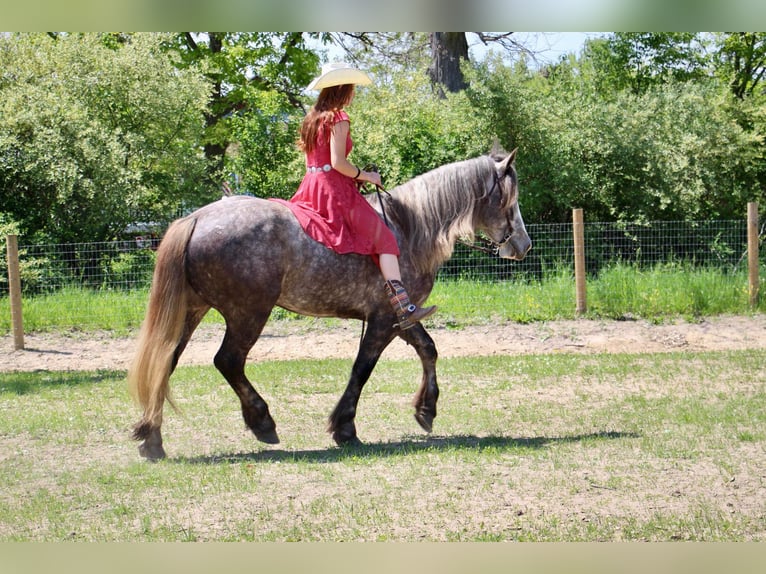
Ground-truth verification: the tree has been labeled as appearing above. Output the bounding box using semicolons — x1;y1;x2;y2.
584;33;711;96
430;32;529;94
464;54;765;224
0;33;211;243
324;32;531;94
164;33;320;180
428;33;469;96
714;32;766;100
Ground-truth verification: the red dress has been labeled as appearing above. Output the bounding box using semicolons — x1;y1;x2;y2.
272;110;400;260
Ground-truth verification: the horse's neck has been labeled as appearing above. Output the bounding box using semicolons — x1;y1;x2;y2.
390;162;483;273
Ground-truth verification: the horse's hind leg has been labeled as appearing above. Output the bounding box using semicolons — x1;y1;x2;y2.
399;324;439;433
172;302;210;370
214;313;279;445
137;426;165;461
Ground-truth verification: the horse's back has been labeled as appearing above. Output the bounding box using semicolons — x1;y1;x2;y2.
181;198;294;304
180;196;382;318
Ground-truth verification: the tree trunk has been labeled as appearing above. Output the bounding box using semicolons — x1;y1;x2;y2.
428;32;469;96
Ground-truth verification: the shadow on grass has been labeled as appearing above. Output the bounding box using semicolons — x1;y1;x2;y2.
172;431;639;465
0;369;125;395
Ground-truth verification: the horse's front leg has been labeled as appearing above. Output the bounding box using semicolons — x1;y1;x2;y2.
328;320;395;446
399;324;439;433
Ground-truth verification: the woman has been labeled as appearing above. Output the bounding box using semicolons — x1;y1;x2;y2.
276;62;436;330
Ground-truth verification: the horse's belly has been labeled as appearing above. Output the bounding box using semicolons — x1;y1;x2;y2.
276;252;381;320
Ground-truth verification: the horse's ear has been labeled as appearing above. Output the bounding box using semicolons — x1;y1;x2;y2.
499;148;517;174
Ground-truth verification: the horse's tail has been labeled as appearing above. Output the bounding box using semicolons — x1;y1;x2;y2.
128;215;197;440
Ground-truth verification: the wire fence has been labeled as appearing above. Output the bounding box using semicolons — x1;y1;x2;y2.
2;239;158;295
440;219;752;281
1;218;759;332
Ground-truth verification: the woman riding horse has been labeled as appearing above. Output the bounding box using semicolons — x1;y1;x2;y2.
127;65;531;460
272;62;436;330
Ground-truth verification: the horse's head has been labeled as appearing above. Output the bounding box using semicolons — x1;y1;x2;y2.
476;149;532;260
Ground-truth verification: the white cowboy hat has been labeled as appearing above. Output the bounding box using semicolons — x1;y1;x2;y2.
306;62;373;91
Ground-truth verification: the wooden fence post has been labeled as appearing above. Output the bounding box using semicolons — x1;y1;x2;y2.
573;208;587;315
748;202;760;309
6;234;25;350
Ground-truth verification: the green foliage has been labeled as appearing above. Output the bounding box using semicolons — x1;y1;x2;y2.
463;55;765;224
0;33;213;244
573;82;764;221
227;90;304;199
587;33;711;96
163;32;320;176
225;33;766;224
2;32;765;244
348;73;493;187
711;32;766;100
463;58;569;221
100;249;156;289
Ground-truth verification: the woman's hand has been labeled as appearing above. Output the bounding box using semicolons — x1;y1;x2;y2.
359;169;382;188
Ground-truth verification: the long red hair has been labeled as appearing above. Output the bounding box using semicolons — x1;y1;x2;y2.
298;84;355;154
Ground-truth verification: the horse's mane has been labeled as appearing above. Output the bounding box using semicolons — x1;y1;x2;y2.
383;154;512;274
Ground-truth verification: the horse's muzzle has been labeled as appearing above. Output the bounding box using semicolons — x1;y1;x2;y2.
498;234;532;260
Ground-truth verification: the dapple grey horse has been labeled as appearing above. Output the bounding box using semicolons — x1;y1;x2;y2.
128;150;531;460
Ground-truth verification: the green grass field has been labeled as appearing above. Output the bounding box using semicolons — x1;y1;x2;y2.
0;264;761;334
1;263;764;541
1;349;764;541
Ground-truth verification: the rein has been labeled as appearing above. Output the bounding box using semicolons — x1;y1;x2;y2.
356;164;392;228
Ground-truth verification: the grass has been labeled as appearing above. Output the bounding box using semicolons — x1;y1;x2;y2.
0;263;761;334
431;264;760;326
1;350;765;541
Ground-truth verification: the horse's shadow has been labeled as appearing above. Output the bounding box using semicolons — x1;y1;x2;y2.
171;431;639;465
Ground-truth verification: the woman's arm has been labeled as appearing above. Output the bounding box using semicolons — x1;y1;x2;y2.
330;120;382;187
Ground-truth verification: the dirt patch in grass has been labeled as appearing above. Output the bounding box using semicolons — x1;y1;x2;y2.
2;314;765;372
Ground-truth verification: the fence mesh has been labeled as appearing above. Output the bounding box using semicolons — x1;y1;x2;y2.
2;239;157;295
440;220;750;283
1;219;758;329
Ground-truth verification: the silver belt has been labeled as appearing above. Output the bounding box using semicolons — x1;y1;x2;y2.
307;164;332;173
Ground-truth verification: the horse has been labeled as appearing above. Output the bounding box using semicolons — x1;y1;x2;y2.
127;149;531;460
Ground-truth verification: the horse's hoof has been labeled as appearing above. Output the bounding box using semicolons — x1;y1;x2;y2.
333;433;363;448
414;412;434;433
138;442;166;461
256;429;280;444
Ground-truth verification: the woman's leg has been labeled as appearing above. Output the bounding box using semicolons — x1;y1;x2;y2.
378;253;401;282
352;199;435;329
378;253;436;330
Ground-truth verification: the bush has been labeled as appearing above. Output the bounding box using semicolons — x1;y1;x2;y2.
463;57;765;224
349;74;494;187
100;249;156;290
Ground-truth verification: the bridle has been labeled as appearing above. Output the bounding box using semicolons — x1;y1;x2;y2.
458;169;515;255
